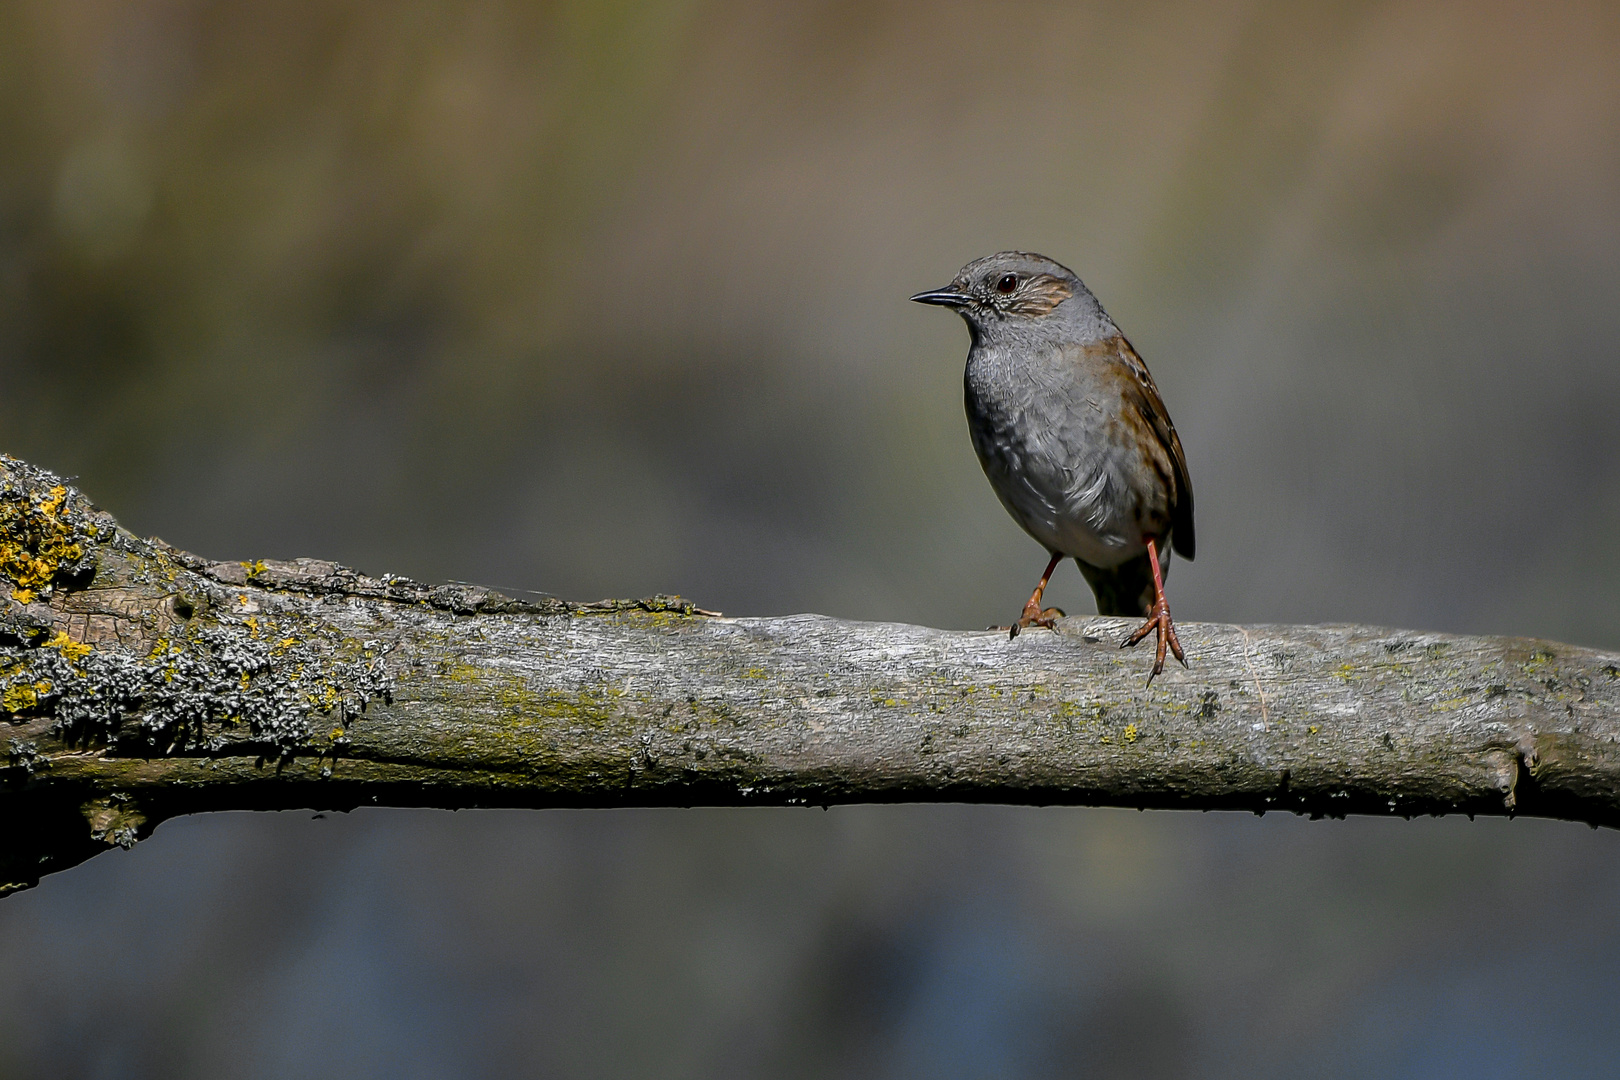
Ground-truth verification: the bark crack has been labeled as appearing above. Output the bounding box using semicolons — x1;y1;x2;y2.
1239;626;1271;732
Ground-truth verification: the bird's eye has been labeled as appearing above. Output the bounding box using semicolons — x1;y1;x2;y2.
996;274;1018;294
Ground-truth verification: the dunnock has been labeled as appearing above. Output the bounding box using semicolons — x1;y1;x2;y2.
912;251;1195;680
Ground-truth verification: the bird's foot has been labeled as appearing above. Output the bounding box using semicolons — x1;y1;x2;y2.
1121;598;1186;682
1004;603;1066;640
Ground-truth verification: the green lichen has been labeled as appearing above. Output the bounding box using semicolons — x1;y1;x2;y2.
1520;650;1556;673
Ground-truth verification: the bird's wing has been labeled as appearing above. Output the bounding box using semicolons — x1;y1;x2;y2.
1113;336;1195;561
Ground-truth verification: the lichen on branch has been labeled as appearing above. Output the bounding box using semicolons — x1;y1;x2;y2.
0;464;103;605
0;457;391;758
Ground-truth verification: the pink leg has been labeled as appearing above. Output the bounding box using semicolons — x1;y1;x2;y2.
1007;551;1066;640
1120;537;1187;682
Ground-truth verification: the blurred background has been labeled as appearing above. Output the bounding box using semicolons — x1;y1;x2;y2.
3;0;1620;1076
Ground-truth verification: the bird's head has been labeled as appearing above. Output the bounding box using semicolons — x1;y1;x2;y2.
910;251;1108;343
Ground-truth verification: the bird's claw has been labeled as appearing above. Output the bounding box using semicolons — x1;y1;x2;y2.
1121;600;1186;682
1007;605;1065;640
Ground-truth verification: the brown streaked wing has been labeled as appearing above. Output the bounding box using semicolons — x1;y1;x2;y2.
1114;336;1195;561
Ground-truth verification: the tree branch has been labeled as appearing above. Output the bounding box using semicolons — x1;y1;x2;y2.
3;454;1618;896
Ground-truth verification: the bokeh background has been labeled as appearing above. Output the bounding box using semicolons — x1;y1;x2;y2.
4;0;1620;1076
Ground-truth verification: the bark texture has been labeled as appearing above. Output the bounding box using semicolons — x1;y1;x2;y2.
4;454;1619;896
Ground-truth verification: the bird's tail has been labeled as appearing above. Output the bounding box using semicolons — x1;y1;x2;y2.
1076;551;1164;618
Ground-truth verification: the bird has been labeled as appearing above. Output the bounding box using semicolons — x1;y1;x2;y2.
911;251;1195;681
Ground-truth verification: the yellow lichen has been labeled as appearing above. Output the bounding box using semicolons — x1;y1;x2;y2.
2;678;50;713
0;483;87;597
44;630;92;662
1123;724;1139;743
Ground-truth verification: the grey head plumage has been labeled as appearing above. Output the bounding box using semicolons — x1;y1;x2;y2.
909;251;1117;347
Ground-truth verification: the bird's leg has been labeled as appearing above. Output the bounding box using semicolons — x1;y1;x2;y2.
1007;551;1066;640
1121;537;1186;682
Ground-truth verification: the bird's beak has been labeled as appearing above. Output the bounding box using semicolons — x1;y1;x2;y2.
909;288;973;308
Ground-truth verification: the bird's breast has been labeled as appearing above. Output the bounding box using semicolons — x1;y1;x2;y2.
964;344;1151;566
